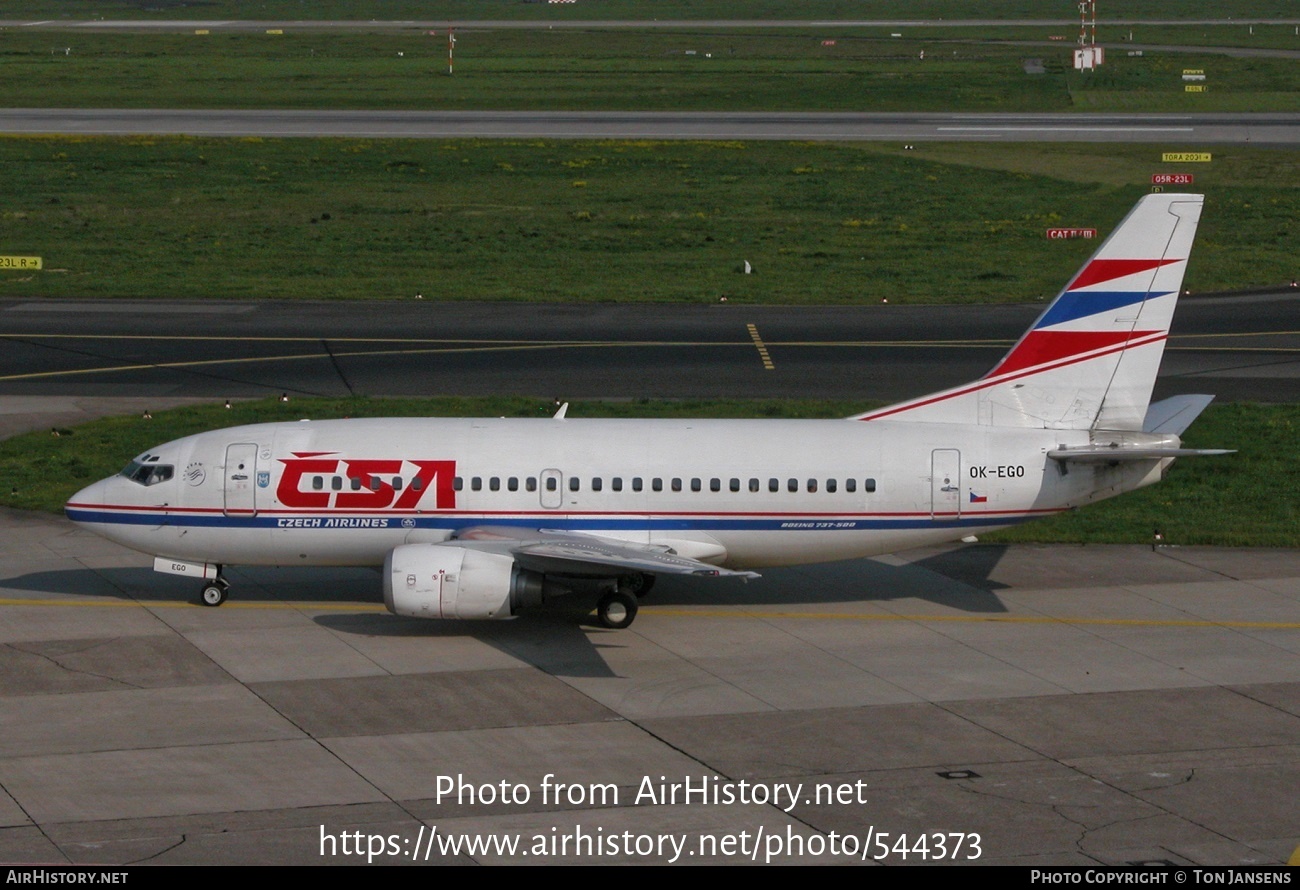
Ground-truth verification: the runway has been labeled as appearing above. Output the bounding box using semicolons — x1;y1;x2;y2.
2;291;1298;405
3;109;1299;144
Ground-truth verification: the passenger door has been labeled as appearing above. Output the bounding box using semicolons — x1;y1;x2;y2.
224;443;259;517
930;449;961;520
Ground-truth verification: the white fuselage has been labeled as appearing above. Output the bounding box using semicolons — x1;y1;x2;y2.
65;416;1164;571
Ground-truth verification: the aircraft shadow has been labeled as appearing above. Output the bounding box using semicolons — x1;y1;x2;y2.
0;551;1009;612
1;552;1010;679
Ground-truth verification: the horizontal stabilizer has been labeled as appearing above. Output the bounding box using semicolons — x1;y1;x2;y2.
1143;394;1215;435
1048;445;1234;463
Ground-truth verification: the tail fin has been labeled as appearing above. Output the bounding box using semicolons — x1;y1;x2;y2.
853;193;1204;431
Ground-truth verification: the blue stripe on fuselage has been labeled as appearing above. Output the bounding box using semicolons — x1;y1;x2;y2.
65;507;1036;532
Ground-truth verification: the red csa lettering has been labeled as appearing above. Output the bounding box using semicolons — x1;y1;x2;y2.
335;459;402;508
393;460;457;510
276;455;336;508
276;454;457;510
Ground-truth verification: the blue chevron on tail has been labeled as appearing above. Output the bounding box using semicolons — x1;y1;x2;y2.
853;194;1204;431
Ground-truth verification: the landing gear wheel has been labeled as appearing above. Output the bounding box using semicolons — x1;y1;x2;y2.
200;581;228;607
621;573;656;599
597;589;638;629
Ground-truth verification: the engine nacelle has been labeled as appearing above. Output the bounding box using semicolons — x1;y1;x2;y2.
383;544;545;620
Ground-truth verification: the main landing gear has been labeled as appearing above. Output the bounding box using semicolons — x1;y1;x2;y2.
595;574;655;629
199;574;229;607
621;572;656;598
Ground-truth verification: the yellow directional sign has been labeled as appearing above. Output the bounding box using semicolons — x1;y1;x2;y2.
1162;152;1212;163
0;256;41;270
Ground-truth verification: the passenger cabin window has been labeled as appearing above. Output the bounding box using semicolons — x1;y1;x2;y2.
508;477;519;492
672;478;682;492
632;478;643;492
452;477;463;491
592;478;603;492
471;477;482;491
350;477;362;491
807;479;817;493
827;478;837;493
845;478;856;493
750;478;760;493
865;478;877;493
787;478;798;493
392;476;403;490
526;478;537;492
490;477;500;491
690;478;700;492
569;477;580;492
652;478;662;492
332;476;343;491
612;478;623;492
311;476;324;490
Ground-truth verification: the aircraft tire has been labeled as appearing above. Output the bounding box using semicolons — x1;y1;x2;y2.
200;583;227;607
621;573;656;599
597;589;638;629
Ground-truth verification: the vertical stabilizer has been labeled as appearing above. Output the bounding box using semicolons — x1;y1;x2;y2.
853;194;1204;430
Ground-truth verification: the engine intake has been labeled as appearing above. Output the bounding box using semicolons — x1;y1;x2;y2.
383;544;546;620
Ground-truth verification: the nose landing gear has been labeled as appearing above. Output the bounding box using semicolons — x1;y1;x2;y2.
199;574;229;607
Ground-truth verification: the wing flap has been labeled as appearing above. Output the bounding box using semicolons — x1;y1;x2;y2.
447;526;760;579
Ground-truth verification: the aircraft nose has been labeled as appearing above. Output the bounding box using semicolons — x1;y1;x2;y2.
65;476;108;524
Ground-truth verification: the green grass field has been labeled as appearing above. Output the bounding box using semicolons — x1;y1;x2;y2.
1;26;1295;112
0;137;1294;303
5;0;1298;23
3;396;1291;547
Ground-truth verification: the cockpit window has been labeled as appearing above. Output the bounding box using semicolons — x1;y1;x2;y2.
121;460;174;486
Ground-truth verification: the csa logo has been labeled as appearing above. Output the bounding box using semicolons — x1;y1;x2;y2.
256;471;270;488
401;518;416;529
276;453;457;510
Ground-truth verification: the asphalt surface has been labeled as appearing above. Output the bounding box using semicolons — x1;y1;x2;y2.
2;501;1298;865
2;291;1298;404
3;110;1299;144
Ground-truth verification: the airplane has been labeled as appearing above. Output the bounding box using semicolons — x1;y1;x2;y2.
65;193;1229;629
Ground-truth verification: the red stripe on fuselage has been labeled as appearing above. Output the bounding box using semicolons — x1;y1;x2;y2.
69;503;1066;520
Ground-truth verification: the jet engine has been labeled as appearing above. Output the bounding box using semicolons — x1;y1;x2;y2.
383;544;547;620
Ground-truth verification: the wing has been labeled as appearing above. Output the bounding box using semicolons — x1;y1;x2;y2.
445;525;760;579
